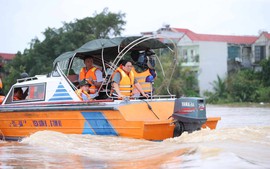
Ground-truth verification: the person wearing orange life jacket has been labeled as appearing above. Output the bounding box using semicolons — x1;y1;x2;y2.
0;78;5;104
111;60;149;100
13;88;23;101
0;77;4;96
79;56;103;99
75;79;92;101
0;78;2;90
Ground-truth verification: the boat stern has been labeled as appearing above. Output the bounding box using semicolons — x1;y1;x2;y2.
142;121;175;141
172;97;207;137
202;117;221;130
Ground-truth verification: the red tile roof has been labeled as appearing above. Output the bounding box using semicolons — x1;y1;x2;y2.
172;28;258;44
0;53;16;60
263;32;270;39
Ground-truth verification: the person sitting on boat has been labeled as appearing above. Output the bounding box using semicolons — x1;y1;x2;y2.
130;50;157;98
0;77;4;96
0;78;5;104
75;79;92;101
111;60;149;100
13;87;23;101
79;56;103;99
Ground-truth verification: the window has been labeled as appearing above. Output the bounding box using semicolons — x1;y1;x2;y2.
5;83;46;104
179;46;199;64
254;46;266;63
190;50;196;62
228;46;240;60
183;49;188;62
12;87;27;101
26;84;45;100
71;57;84;75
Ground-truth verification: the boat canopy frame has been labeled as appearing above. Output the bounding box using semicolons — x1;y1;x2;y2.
53;35;178;99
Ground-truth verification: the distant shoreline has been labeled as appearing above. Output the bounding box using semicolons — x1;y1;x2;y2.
207;102;270;108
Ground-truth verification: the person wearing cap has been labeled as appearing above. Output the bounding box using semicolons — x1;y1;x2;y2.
111;60;149;99
79;56;103;98
75;79;92;101
130;50;157;98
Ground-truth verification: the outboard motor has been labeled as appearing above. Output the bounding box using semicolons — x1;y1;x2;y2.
172;97;207;137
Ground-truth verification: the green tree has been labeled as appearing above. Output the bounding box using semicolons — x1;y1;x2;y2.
211;75;227;98
227;69;260;102
154;50;198;97
204;75;229;103
3;8;126;94
255;58;270;102
205;58;270;104
255;86;270;102
259;59;270;86
180;67;199;97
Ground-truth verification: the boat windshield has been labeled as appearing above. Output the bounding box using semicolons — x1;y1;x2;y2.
4;83;46;104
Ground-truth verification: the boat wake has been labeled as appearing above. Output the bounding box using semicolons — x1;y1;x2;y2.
18;126;270;168
164;126;270;145
20;130;186;160
163;126;270;168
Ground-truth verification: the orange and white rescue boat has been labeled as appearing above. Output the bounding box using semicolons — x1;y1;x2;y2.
0;36;220;141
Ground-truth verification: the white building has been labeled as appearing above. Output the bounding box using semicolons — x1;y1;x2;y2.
143;26;259;96
252;32;270;71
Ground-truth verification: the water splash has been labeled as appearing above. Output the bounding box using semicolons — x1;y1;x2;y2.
2;106;270;168
163;126;270;168
20;130;187;163
164;126;270;145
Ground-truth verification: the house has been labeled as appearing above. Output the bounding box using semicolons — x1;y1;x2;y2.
252;31;270;71
0;53;16;79
142;26;259;96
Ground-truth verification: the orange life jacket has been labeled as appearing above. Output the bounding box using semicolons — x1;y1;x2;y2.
0;78;2;89
132;67;152;94
75;89;91;101
28;86;35;99
79;67;100;93
0;95;5;104
13;96;20;101
112;67;134;96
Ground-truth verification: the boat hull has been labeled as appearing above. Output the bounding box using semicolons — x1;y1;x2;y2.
0;99;220;141
0;100;175;141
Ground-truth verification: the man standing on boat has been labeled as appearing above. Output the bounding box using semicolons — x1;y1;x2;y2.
130;50;157;98
111;60;149;99
79;56;103;99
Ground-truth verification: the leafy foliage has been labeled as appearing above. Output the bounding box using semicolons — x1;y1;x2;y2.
203;75;229;104
259;59;270;86
3;8;126;94
255;87;270;102
211;75;227;98
154;50;199;97
205;58;270;103
227;69;260;102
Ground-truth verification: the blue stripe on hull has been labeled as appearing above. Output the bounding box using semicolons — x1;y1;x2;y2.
82;121;95;134
81;112;118;136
